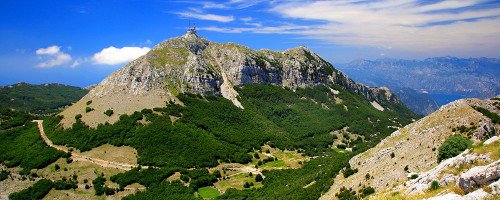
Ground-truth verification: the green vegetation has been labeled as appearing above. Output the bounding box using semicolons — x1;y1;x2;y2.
343;164;358;178
255;174;263;182
0;122;65;174
360;186;375;198
198;186;220;199
0;108;32;130
53;179;78;190
335;187;358;200
430;181;440;191
41;84;416;199
219;150;349;200
104;109;114;116
93;175;115;195
187;168;217;190
123;181;199;200
8;179;54;200
110;167;178;189
85;107;92;113
474;106;500;124
86;100;92;105
335;186;375;200
410;174;419;179
0;170;8;181
438;135;472;162
0;82;87;114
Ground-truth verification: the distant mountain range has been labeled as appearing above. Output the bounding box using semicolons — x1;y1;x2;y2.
337;57;500;115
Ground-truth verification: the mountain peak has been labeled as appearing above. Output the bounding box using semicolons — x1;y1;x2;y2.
59;35;402;127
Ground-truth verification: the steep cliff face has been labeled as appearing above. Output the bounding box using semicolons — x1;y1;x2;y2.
60;32;401;127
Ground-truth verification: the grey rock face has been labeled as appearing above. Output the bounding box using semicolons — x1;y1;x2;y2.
458;160;500;193
87;32;399;105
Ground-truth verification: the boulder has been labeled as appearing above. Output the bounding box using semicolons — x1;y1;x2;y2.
483;136;499;145
439;173;458;186
489;179;500;195
463;188;491;200
458;160;500;193
427;193;463;200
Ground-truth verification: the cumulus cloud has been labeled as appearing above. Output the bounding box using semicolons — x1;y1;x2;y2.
176;12;234;22
35;45;72;68
92;46;150;65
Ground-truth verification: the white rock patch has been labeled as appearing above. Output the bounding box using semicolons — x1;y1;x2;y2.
371;101;385;111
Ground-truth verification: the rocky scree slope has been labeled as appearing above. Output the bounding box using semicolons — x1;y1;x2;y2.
61;32;401;127
320;97;499;199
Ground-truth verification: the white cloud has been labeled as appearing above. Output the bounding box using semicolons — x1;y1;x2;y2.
266;0;500;55
36;46;61;55
240;17;253;22
92;46;150;65
177;12;234;22
35;45;72;68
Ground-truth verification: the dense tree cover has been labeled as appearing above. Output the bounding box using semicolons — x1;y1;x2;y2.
219;150;350;200
93;175;115;195
0;122;65;174
186;168;217;190
0;82;88;114
438;135;472;162
46;85;415;169
237;84;416;154
0;108;32;130
41;84;417;199
123;181;200;200
110;167;178;189
8;179;53;200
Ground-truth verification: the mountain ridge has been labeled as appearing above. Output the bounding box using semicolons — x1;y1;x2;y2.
60;32;405;127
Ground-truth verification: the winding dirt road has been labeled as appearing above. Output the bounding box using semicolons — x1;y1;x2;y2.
33;120;142;171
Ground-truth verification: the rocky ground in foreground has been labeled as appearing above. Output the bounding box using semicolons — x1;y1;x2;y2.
321;97;499;200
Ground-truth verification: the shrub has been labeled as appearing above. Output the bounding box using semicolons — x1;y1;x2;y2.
360;186;375;198
104;109;114;117
255;174;263;182
54;164;60;171
337;144;347;149
343;165;358;178
438;135;472;162
335;187;358;200
430;180;440;190
85;107;92;113
86;100;92;105
213;170;221;178
410;174;419;179
0;170;9;181
243;182;251;188
75;114;82;120
390;152;395;158
253;153;260;159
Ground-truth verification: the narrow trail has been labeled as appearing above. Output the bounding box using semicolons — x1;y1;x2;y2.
33;120;144;171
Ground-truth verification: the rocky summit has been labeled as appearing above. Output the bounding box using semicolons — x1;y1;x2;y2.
61;31;399;127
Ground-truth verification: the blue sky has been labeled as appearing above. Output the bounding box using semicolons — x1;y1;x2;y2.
1;0;499;87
